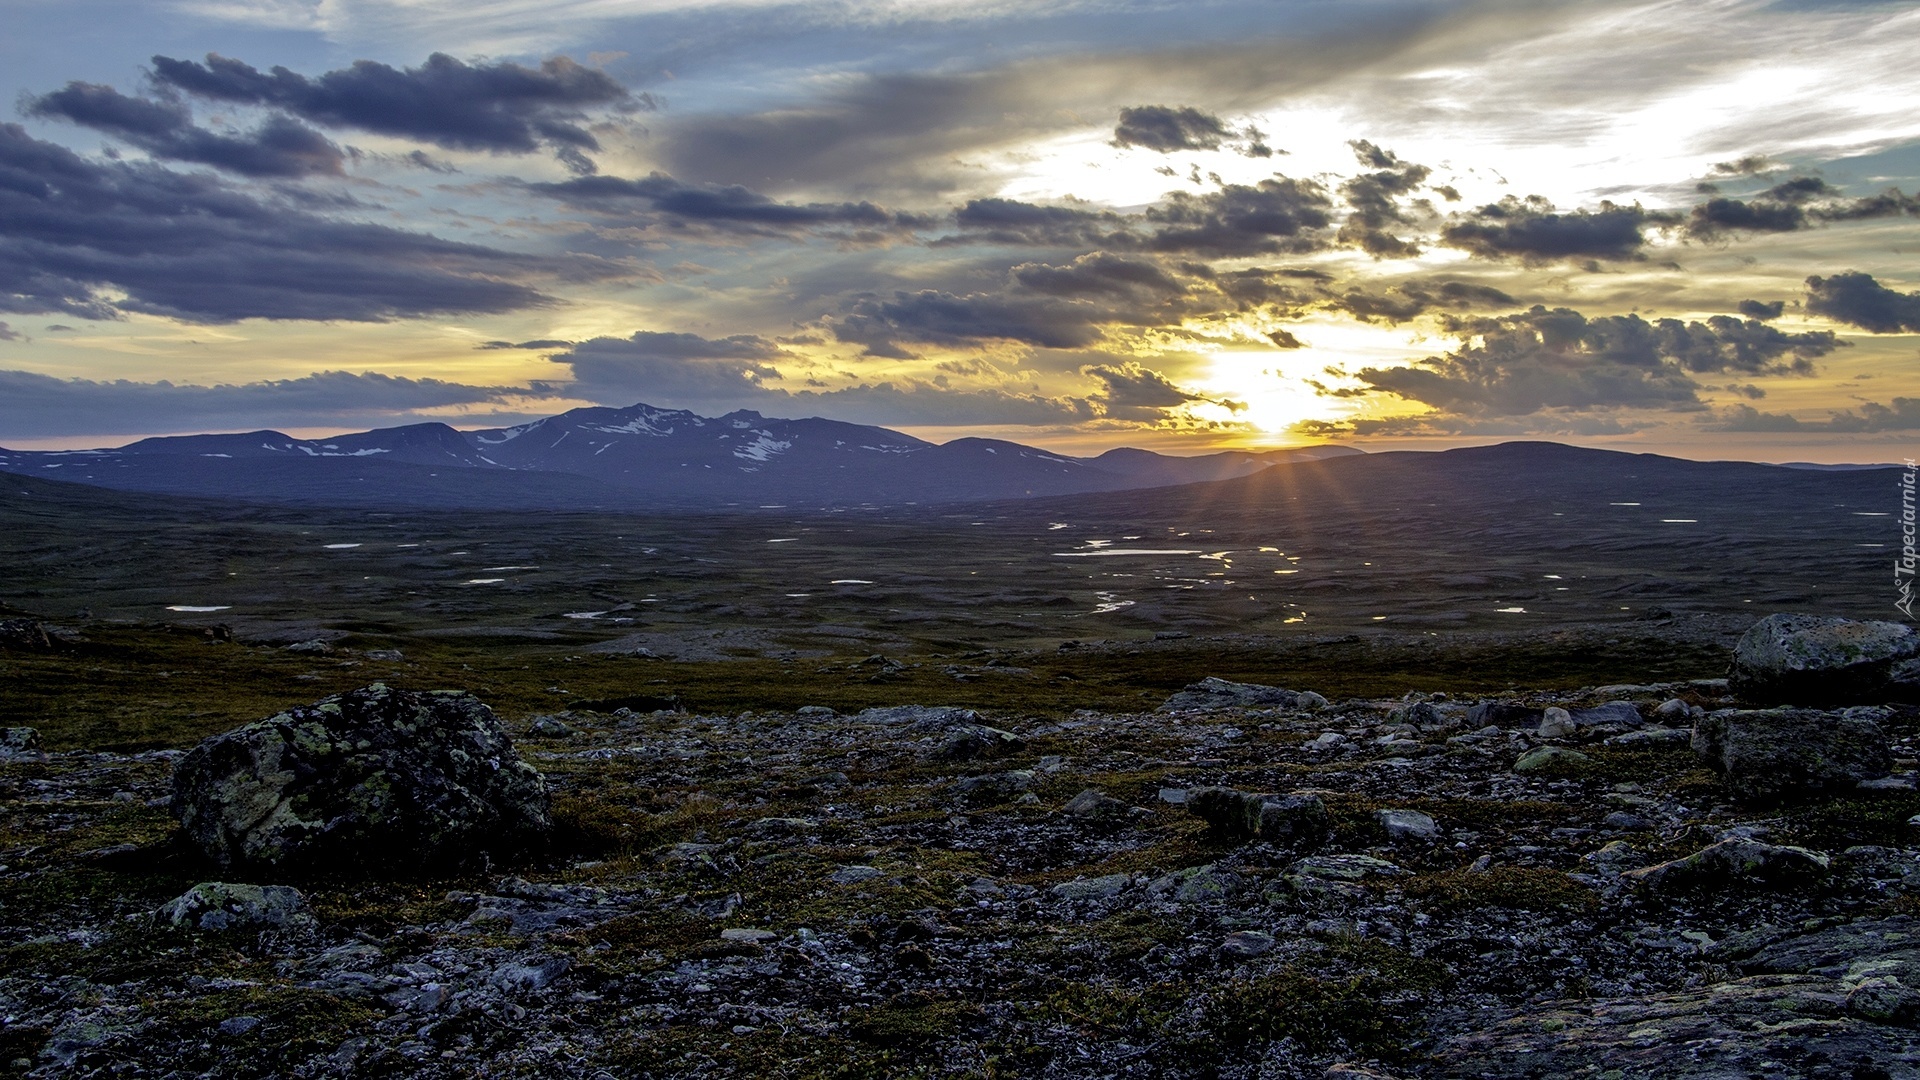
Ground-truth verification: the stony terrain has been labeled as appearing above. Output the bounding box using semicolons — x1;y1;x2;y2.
4;613;1920;1078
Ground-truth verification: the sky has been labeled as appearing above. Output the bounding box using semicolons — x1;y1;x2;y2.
2;0;1918;460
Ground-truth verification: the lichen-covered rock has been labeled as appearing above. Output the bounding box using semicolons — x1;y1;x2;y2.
159;882;314;932
1159;677;1326;712
933;723;1023;761
1061;787;1129;824
171;684;551;874
1376;808;1440;842
1622;838;1830;894
1513;746;1589;774
1187;786;1330;847
1;725;40;756
1690;707;1890;802
1729;613;1920;704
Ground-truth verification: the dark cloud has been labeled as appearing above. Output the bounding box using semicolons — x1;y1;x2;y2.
1267;328;1306;349
553;331;789;403
832;291;1113;356
0;123;574;323
1111;106;1232;153
1012;252;1184;298
0;368;516;437
529;172;931;237
1440;195;1680;263
1335;141;1431;258
478;339;574;350
1806;271;1920;332
1712;155;1780;177
25;81;344;178
947;198;1129;247
1345;306;1840;420
1322;279;1514;323
0;322;20;341
1711;397;1920;433
1738;299;1785;320
1141;176;1333;257
149;52;636;164
1687;178;1920;239
1083;360;1203;409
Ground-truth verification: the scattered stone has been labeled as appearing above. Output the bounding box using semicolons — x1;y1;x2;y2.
1604;726;1690;747
796;705;836;717
1375;808;1440;842
830;865;886;886
217;1016;263;1037
1160;677;1326;712
1569;700;1644;729
1513;746;1590;773
159;882;314;932
1467;701;1545;727
1536;707;1574;738
1279;854;1406;901
1729;612;1920;704
1220;930;1275;958
719;928;778;944
1690;707;1890;802
284;639;333;655
527;714;576;738
934;723;1023;760
1061;788;1130;825
1187;787;1331;847
1147;864;1238;903
1623;838;1831;894
953;771;1034;807
1654;697;1693;721
0;618;57;650
490;956;570;993
1304;731;1349;750
1050;873;1132;900
170;684;552;874
853;704;978;727
0;726;39;756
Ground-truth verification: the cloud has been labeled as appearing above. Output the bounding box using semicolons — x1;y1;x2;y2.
1141;176;1334;257
1082;360;1204;411
528;172;931;237
0;322;20;341
1738;299;1785;320
1805;271;1920;333
1012;252;1184;299
1343;306;1841;420
1111;105;1233;153
946;197;1130;248
1687;177;1920;239
0;123;585;323
1440;195;1680;263
1710;398;1920;432
478;339;573;350
148;52;637;166
556;330;789;402
25;81;345;178
1321;279;1514;323
0;368;521;438
1334;140;1431;258
1267;328;1305;349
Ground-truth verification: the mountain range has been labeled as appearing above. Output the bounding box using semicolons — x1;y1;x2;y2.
0;403;1360;509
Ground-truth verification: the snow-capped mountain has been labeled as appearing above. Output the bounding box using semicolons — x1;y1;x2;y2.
0;403;1360;509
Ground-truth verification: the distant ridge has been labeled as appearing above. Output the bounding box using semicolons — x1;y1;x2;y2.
0;402;1359;509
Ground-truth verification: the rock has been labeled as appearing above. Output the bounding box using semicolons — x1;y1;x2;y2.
1690;707;1890;802
1278;854;1405;901
1375;808;1440;842
1050;873;1132;900
1729;612;1920;704
934;724;1023;760
1304;731;1349;750
0;618;57;650
490;956;570;993
719;928;778;943
852;704;979;728
795;705;836;717
0;726;40;756
159;882;314;932
1061;788;1130;825
217;1016;263;1037
1513;746;1589;774
1160;677;1326;712
170;684;552;874
1433;974;1912;1078
1187;787;1331;847
1467;701;1544;728
1604;726;1690;747
1324;1067;1404;1080
830;865;885;886
1654;697;1693;721
1220;930;1275;958
285;639;333;655
953;771;1034;807
1847;977;1920;1025
527;715;576;738
1147;864;1238;903
1568;701;1644;729
1622;838;1830;894
1536;707;1574;738
363;648;403;662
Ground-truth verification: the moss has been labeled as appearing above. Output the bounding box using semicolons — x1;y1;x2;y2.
141;986;381;1078
1781;791;1920;850
1209;969;1419;1058
845;992;987;1048
1399;867;1598;913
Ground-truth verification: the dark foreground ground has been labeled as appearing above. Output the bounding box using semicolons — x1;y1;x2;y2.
0;458;1915;1077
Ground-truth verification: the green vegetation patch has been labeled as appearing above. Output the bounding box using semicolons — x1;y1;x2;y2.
1400;867;1598;912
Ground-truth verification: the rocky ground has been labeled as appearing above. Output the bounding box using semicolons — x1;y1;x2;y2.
4;616;1920;1078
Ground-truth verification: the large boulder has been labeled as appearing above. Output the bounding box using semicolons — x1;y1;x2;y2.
1160;678;1326;712
172;684;551;874
1729;613;1920;704
1188;787;1331;847
1690;707;1891;802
